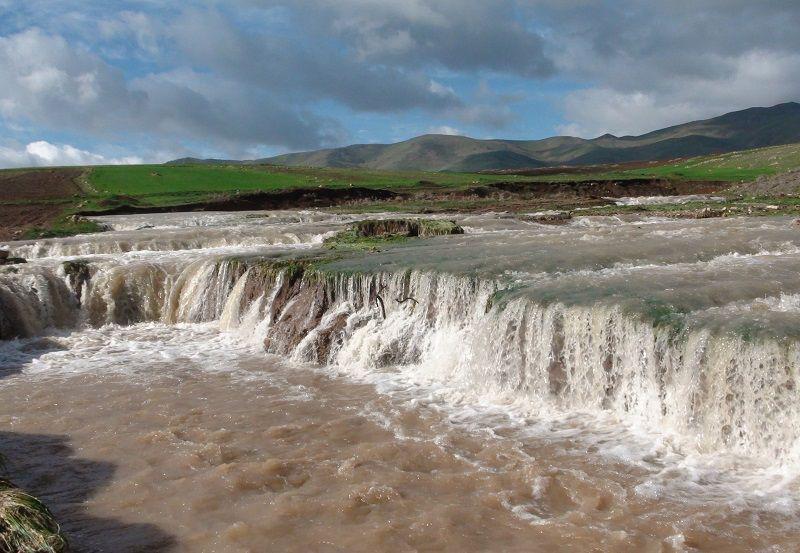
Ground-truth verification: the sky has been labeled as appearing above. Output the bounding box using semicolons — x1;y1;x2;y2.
0;0;799;167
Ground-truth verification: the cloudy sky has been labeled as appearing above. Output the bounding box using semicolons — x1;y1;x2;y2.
0;0;798;167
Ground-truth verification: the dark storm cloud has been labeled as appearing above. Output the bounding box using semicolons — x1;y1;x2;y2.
170;8;459;113
274;0;555;78
522;0;800;136
0;28;342;151
1;0;800;161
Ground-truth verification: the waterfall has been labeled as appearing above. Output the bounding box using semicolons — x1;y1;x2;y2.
0;267;77;339
3;256;800;463
219;266;800;463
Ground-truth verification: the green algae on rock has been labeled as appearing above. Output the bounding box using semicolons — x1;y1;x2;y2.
325;218;464;251
353;218;463;238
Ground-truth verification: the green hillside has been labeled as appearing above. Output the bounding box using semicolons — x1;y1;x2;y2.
257;102;800;171
88;141;800;202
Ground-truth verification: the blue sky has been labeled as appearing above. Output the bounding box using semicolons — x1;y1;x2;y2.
0;0;799;167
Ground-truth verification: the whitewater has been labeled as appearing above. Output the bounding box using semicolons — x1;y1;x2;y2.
2;209;800;552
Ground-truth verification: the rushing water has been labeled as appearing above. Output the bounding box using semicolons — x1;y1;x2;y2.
2;210;800;552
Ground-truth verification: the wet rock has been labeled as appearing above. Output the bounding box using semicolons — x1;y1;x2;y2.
62;260;92;304
263;271;336;358
0;250;7;260
524;211;573;225
696;207;724;218
0;256;26;265
651;207;725;219
354;218;464;238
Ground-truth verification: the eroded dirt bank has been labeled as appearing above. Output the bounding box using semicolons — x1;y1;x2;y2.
82;187;406;216
0;169;85;241
82;178;733;219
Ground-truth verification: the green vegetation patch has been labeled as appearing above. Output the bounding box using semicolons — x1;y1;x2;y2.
517;142;800;184
354;218;463;238
639;298;689;335
0;479;68;553
325;218;463;252
23;216;106;240
324;228;409;252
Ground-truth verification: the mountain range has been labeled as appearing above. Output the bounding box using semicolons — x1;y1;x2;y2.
169;102;800;172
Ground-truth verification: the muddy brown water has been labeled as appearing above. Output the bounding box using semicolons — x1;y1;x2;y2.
3;210;800;552
3;325;797;553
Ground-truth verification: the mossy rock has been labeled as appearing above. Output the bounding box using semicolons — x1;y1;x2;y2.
325;218;463;252
61;260;90;281
353;218;463;238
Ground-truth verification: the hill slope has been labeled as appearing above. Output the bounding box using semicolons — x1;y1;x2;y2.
247;102;800;171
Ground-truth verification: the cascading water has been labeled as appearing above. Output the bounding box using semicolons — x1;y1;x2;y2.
4;210;800;551
213;266;800;465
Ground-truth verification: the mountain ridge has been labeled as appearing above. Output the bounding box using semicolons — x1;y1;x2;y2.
168;102;800;172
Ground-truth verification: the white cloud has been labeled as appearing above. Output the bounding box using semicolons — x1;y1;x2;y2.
0;141;142;168
544;1;800;136
558;50;800;137
428;125;460;135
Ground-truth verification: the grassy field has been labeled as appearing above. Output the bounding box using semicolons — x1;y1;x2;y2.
88;164;525;198
84;142;800;202
530;142;800;183
3;141;800;240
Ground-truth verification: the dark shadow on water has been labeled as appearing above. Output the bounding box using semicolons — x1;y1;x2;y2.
0;431;176;553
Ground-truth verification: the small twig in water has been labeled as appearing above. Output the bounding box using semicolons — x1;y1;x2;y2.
375;294;386;319
395;296;418;306
372;280;388;319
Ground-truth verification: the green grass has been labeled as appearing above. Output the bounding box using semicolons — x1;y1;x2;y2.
323;228;409;252
4;141;800;244
0;479;68;553
22;217;106;239
71;142;800;212
521;143;800;183
88;164;523;199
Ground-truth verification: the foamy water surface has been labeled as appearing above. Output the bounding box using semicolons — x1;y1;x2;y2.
2;209;800;552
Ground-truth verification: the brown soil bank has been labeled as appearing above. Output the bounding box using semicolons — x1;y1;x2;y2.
0;169;83;201
87;178;731;220
83;186;406;216
0;168;84;240
0;203;70;241
480;160;675;177
462;178;729;199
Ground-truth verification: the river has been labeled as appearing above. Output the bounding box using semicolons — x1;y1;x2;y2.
2;210;800;552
